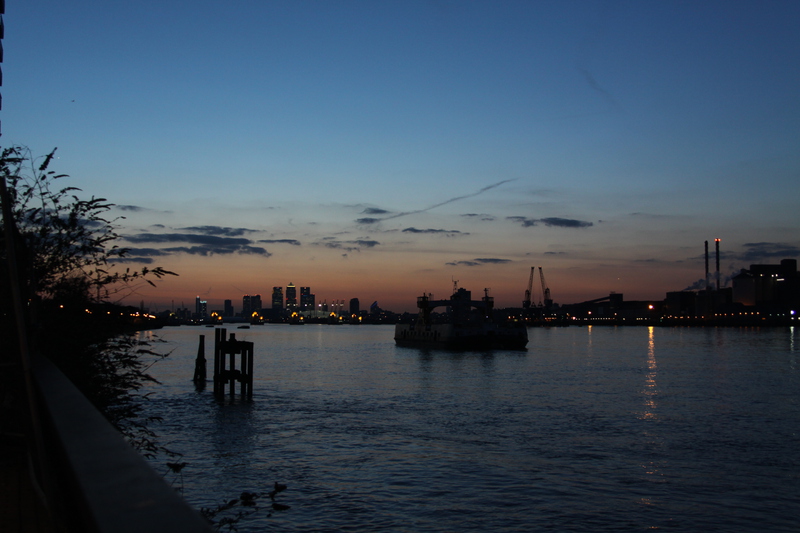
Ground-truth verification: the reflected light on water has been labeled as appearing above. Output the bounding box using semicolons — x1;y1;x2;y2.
640;326;658;420
136;325;800;532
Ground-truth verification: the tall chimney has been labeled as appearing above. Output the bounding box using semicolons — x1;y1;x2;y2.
715;238;721;290
705;241;709;291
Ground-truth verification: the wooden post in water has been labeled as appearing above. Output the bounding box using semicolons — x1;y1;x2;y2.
213;328;225;396
212;329;254;400
193;334;207;387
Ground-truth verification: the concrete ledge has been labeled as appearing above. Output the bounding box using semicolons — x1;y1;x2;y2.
32;355;213;533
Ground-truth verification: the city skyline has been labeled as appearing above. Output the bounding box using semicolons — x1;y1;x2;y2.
5;2;799;313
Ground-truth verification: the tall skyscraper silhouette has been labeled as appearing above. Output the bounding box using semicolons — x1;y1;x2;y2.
272;286;284;309
286;283;297;310
300;287;315;311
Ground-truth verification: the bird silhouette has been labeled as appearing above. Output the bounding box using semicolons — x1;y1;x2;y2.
274;481;287;493
166;462;188;473
272;502;291;511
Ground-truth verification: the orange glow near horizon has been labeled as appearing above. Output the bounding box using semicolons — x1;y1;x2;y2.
117;249;706;314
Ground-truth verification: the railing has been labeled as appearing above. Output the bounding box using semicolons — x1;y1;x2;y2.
32;355;213;533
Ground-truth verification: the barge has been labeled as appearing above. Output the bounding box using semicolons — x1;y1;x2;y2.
394;286;528;350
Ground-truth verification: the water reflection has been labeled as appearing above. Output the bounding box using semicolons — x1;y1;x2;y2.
139;326;800;532
640;326;658;421
212;399;258;461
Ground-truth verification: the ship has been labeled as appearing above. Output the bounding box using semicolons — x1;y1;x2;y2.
394;286;528;350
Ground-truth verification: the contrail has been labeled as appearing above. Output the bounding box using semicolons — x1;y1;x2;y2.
576;66;621;112
381;178;518;221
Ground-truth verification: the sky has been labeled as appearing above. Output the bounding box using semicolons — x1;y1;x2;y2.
4;1;800;313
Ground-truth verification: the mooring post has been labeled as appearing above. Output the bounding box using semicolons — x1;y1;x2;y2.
213;328;226;396
228;333;237;398
193;334;206;387
246;343;254;400
211;329;254;400
239;347;247;397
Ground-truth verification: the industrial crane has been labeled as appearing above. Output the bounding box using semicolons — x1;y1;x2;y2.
539;267;553;310
523;266;535;309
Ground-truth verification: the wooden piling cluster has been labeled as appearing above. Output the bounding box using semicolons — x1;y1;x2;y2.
193;335;207;386
212;328;254;399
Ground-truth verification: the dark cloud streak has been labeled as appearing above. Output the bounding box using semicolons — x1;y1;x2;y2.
402;227;466;235
122;232;272;257
318;238;381;252
258;239;301;246
124;233;251;246
161;245;271;256
507;216;593;228
180;226;257;237
445;257;511;266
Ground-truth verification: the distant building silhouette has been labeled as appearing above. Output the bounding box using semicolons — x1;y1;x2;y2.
242;294;261;317
300;287;315;312
195;297;208;320
223;299;234;317
272;286;284;310
732;259;798;307
349;298;360;316
286;283;297;310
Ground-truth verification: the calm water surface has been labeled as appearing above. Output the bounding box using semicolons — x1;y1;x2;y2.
140;325;800;532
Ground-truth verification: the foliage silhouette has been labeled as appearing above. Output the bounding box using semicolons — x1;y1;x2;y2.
0;145;177;453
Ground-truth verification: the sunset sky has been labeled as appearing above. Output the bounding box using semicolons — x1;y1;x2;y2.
4;1;800;313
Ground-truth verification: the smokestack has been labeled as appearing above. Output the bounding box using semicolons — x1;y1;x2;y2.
705;241;709;291
715;238;721;291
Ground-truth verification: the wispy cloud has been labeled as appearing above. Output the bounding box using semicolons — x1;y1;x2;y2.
113;246;166;264
446;260;481;267
541;217;594;228
125;233;252;246
114;205;171;214
739;242;800;262
461;213;496;221
361;207;390;215
507;216;534;227
258;239;301;246
114;257;156;264
161;245;270;256
402;227;466;235
121;247;168;256
116;205;146;212
122;232;272;256
507;216;594;228
445;257;512;266
576;66;622;112
180;226;258;236
316;238;381;252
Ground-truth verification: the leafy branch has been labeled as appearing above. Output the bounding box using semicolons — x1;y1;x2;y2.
1;145;175;303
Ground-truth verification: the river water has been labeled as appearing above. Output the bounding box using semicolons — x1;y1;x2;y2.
139;324;800;532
